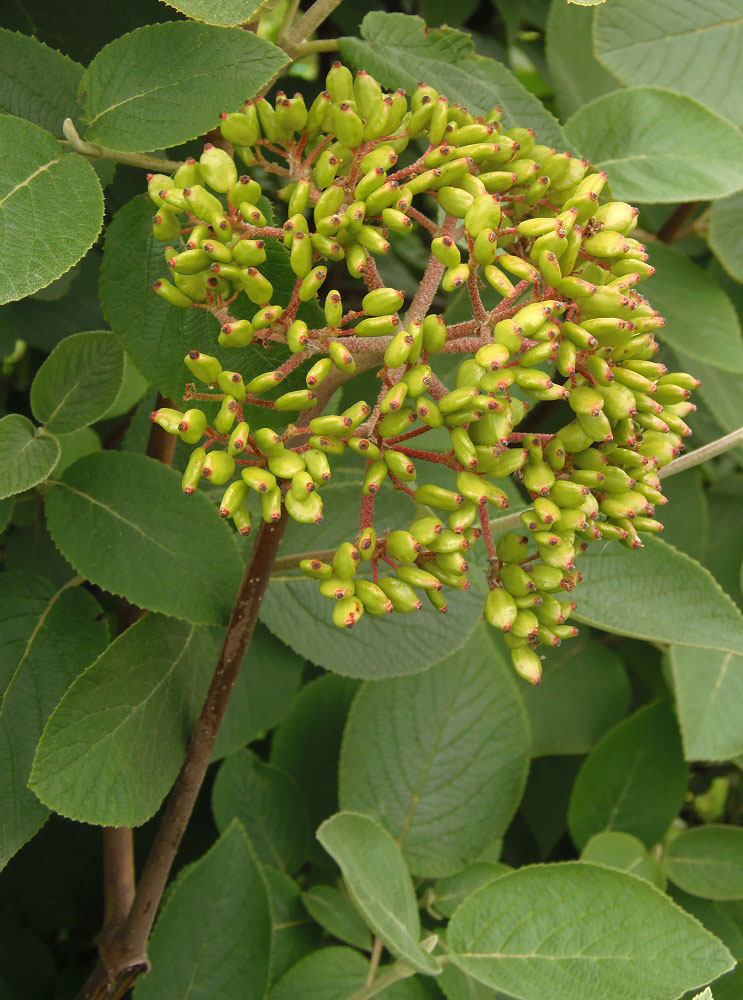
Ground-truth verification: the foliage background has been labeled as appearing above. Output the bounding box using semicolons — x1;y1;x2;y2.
0;0;742;998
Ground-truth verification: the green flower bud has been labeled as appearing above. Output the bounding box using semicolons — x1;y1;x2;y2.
362;459;388;496
357;527;376;560
309;434;345;455
227;422;249;455
241;466;277;494
305;358;332;389
328;340;356;374
202;450;235;485
354;579;393;615
414;484;463;512
219;479;248;519
348;437;380;460
274;389;317;411
408;516;444;545
268;450;306;480
213;395;238;434
332;596;364;629
300;558;333;580
386;529;422;563
253;427;283;456
429;528;469;554
184;350;221;384
245;369;283;394
299;266;328;302
378;407;416;437
289;230;312;278
182;447;207;495
286;488;323;524
448;499;478;533
377;576;422;612
219;319;253;348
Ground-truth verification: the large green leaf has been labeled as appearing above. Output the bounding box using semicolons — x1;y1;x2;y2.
261;482;486;677
158;0;273;25
567;700;687;849
594;1;743;126
0;115;103;304
212;622;303;761
316;812;440;975
212;749;311;874
339;12;568;149
641;241;743;373
135;822;271;1000
269;946;432;1000
0;29;83;135
544;3;620;120
29;615;220;826
666;826;743;901
44;451;243;624
575;537;743;654
263;866;321;983
447;862;735;999
0;574;107;870
79;21;287;151
30;331;125;434
430;862;511;919
99;194;315;416
581;831;665;888
339;624;529;877
271;674;359;834
659;470;708;561
710;191;743;283
672;890;743;1000
518;636;630;756
0;415;59;499
702;474;743;605
670;646;743;762
564;88;743;203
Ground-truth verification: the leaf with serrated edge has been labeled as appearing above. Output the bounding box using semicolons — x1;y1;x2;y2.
565;88;743;203
575;537;743;654
30;614;220;827
316;812;440;975
30;331;125;434
666;826;743;901
79;22;287;151
339;12;568;150
447;862;734;1000
567;700;686;849
0;115;103;304
158;0;273;26
710;191;743;283
671;646;743;762
339;623;529;876
44;451;242;625
594;1;743;126
0;29;83;136
0;415;60;500
0;574;108;870
134;821;271;1000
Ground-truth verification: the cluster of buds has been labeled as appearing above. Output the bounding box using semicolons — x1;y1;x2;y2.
145;61;698;682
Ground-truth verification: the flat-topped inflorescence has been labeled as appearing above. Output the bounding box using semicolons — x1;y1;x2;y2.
145;60;698;682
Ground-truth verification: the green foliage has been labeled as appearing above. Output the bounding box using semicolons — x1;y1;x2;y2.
1;1;743;996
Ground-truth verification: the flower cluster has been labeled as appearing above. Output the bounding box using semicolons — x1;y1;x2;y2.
145;61;697;682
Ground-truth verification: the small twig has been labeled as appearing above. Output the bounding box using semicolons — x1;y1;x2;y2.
366;938;384;985
659;426;743;478
102;829;136;935
293;38;340;55
286;0;345;47
346;959;416;1000
62;119;182;173
657;202;700;244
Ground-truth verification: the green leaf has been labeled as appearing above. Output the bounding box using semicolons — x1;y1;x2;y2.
263;866;321;983
544;3;619;120
316;812;440;975
45;451;242;624
564;88;743;204
79;22;287;151
339;12;568;150
575;537;743;654
0;496;13;534
671;890;743;1000
518;636;630;756
658;470;708;561
300;885;372;952
0;115;103;305
641;241;743;373
30;331;125;434
269;946;433;1000
430;863;511;919
438;963;499;1000
29;615;220;826
670;646;743;762
567;700;687;849
710;191;743;283
212;749;311;874
0;415;59;499
339;624;529;877
666;826;743;901
0;29;83;136
212;623;303;761
261;483;486;677
447;861;735;999
100;194;316;416
134;821;271;1000
594;1;743;127
581;831;665;888
158;0;273;25
693;990;714;1000
271;674;359;835
53;426;100;476
0;574;107;869
520;756;583;858
101;354;149;420
702;473;743;606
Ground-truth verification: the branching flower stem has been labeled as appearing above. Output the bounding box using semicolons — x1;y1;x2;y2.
62;118;182;173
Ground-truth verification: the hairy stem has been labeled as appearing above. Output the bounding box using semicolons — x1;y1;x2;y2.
62;119;182;173
366;938;384;985
659;425;743;478
102;829;136;934
657;202;701;244
346;960;416;1000
286;0;344;47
